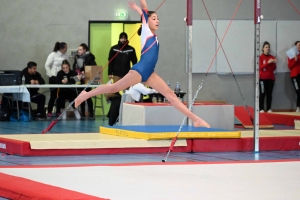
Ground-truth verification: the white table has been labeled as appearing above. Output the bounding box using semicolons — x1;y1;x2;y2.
0;85;30;102
24;84;100;89
24;84;101;96
0;84;101;120
0;84;101;101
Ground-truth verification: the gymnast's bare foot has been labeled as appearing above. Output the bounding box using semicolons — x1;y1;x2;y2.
75;91;87;108
193;117;210;128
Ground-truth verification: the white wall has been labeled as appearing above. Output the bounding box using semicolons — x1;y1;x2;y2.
0;0;299;110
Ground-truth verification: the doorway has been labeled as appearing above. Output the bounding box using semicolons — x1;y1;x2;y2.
88;21;141;115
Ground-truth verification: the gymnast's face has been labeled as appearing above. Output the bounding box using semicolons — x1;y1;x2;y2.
263;44;270;55
148;13;159;32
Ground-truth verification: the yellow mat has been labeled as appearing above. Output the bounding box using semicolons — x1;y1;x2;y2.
99;126;241;140
241;130;300;137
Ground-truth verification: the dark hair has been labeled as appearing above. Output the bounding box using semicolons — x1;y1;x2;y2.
61;59;70;69
137;11;156;36
119;32;128;39
262;41;270;52
79;43;89;51
27;61;37;69
53;42;67;52
295;41;300;45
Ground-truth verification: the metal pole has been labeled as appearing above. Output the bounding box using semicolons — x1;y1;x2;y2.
187;0;193;126
254;0;261;152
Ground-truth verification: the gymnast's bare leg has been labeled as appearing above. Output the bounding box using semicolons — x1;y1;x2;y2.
75;70;141;107
144;72;210;128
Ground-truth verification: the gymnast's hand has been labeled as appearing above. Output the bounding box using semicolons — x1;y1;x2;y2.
128;0;139;11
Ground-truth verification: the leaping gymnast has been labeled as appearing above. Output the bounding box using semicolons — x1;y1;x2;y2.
75;0;210;128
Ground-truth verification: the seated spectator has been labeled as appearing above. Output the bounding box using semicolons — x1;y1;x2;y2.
56;60;81;120
125;83;157;102
21;61;46;120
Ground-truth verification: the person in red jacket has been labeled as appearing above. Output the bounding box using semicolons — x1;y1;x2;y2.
259;41;277;113
287;41;300;112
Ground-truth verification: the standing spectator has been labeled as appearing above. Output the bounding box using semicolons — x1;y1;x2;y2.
105;76;123;126
45;42;68;118
73;43;96;119
288;41;300;112
107;32;137;123
259;41;277;113
108;32;138;79
56;60;81;120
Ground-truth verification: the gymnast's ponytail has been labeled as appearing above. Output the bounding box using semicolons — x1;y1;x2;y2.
137;25;142;36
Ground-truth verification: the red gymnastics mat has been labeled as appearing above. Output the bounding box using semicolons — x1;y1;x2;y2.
0;172;108;200
1;131;299;155
234;106;273;128
192;136;300;152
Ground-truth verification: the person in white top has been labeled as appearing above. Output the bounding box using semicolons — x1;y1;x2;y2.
45;42;68;118
125;83;157;102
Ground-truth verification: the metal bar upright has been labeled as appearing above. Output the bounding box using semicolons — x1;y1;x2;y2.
187;0;193;126
254;0;262;152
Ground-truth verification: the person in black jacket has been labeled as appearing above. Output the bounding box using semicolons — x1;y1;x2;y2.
21;61;46;120
73;43;96;119
57;60;81;120
105;76;122;126
108;32;138;79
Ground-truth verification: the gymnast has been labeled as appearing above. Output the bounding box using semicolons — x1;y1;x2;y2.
75;0;210;128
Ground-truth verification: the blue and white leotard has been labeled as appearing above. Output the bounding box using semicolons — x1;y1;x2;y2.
131;9;160;82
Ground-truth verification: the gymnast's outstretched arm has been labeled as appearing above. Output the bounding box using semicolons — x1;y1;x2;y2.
128;0;143;16
139;0;147;10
